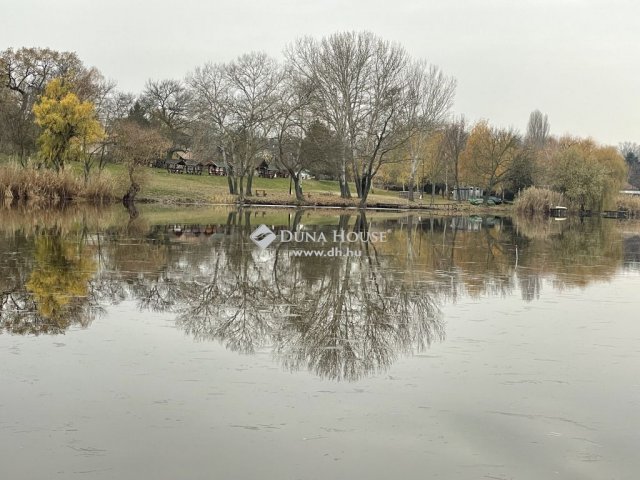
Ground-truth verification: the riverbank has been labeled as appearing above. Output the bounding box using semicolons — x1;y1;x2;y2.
128;165;513;214
1;161;514;214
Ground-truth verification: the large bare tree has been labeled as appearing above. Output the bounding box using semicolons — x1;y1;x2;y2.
287;32;376;199
140;78;192;158
351;37;410;205
188;52;281;199
272;65;316;201
403;61;456;201
225;52;282;197
187;62;238;193
287;32;455;205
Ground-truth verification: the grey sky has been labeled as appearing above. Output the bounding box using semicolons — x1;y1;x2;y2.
3;0;638;145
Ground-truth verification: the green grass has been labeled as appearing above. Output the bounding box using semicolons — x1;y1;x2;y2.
5;158;464;208
96;164;350;203
101;164;411;204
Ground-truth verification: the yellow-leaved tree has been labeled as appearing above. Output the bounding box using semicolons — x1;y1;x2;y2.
32;78;104;171
460;121;524;198
549;138;627;211
25;232;96;329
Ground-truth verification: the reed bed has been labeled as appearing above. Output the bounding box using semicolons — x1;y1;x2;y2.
616;194;640;217
0;163;118;204
514;187;566;215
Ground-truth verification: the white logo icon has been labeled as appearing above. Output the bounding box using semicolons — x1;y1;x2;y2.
250;224;277;249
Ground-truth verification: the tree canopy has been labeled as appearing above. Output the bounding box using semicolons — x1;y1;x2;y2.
32;78;104;171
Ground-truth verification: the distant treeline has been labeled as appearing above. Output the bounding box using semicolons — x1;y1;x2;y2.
1;36;638;207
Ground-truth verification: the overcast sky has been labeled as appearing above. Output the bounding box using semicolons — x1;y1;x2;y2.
2;0;638;145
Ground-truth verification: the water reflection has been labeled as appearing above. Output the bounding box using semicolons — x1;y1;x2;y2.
0;227;99;334
1;206;639;380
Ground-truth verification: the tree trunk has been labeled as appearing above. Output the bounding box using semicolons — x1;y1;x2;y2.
227;175;236;195
408;151;419;202
358;172;373;208
339;148;351;198
238;176;245;201
292;175;304;201
454;159;461;203
122;181;140;205
246;172;254;197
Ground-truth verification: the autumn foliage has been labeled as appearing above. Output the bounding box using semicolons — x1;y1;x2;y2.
32;78;104;171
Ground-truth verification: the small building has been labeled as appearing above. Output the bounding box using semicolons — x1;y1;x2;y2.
452;186;484;201
184;160;203;175
205;161;227;176
166;159;185;173
256;160;289;178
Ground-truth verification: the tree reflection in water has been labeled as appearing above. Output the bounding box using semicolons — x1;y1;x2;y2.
0;226;98;334
1;206;638;380
176;211;443;381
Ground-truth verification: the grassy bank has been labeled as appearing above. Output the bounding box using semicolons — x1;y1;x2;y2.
0;160;512;214
105;164;502;213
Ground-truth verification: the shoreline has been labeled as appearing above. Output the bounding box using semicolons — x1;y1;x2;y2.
134;195;514;215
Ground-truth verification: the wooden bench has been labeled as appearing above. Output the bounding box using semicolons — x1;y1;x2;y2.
255;189;267;197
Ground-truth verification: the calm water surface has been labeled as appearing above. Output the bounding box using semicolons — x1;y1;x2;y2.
1;206;639;479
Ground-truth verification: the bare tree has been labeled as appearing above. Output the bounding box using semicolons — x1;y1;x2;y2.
225;52;282;198
525;109;550;149
188;53;281;199
187;62;238;194
114;120;171;209
351;37;410;205
441;116;468;201
404;61;456;201
287;32;375;199
287;32;456;205
140;79;192;158
272;65;316;201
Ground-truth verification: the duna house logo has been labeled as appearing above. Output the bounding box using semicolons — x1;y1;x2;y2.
250;224;277;249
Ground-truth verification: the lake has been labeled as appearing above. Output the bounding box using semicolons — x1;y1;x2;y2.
1;205;639;479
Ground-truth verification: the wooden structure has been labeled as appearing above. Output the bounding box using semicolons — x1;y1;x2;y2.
166;159;185;174
549;206;568;218
206;162;227;176
256;160;289;178
184;160;203;175
602;210;629;219
452;186;484;201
